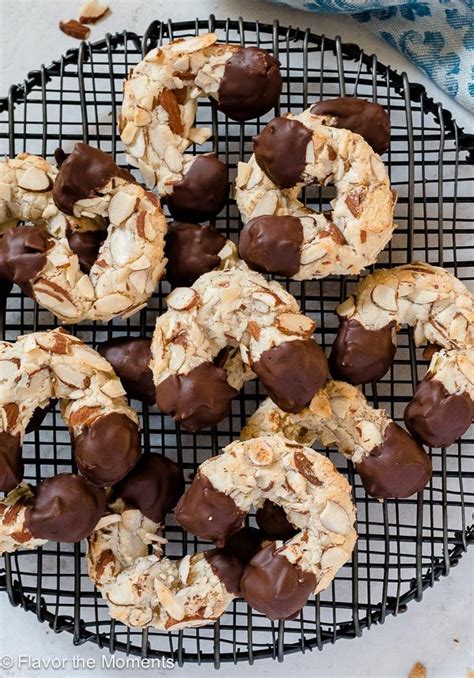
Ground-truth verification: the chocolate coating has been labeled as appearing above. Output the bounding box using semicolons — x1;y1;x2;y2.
239;215;303;277
175;472;245;546
25;473;106;542
215;46;282;121
310;97;390;155
53;143;135;215
0;432;23;493
223;527;264;565
256;499;297;540
204;549;245;595
164;221;226;287
73;412;141;487
0;225;49;283
329;318;396;385
404;378;473;448
155;362;238;432
25;400;57;434
166;155;228;223
113;453;184;524
98;337;155;405
253;117;312;189
356;422;432;498
241;543;316;620
253;339;329;413
67;228;106;273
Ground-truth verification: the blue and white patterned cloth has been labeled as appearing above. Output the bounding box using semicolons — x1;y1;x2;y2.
270;0;474;114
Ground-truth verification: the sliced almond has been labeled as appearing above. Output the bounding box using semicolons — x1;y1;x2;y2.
356;419;382;451
336;296;355;318
133;106;152;127
164;145;183;173
59;19;90;40
247;320;261;340
169;32;217;55
457;352;474;385
371;284;397;312
168;344;186;371
305;140;315;165
178;555;191;584
0;359;19;382
0;182;12;201
300;242;326;265
127;130;145;159
129;270;148;295
108;192;137;224
320;501;351;535
247;440;274;466
449;314;468;343
158;89;183;136
407;288;439;305
121;120;139;146
167;287;200;311
369;155;387;182
154;579;185;621
188;127;211;145
309;390;332;419
93;293;131;315
321;546;348;570
276;313;315;337
18;166;52;192
294;450;322;486
236;162;251;188
250;192;278;219
79;0;110;24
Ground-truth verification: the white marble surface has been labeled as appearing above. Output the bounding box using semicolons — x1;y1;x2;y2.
0;1;473;676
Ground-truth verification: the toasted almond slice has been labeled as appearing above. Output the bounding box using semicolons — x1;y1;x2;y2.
250;191;278;219
320;501;351;535
167;287;200;311
121;120;139;145
321;546;348;570
164;145;183;173
276;312;315;337
108;192;137;224
59;19;90;40
356;420;381;451
154;579;185;621
369;155;387;182
407;288;439;305
247;440;274;466
300;242;326;265
0;182;12;201
79;0;109;24
457;352;474;385
178;555;191;585
158;90;183;136
236;161;252;189
371;284;398;312
305;140;315;164
188;127;211;144
18;167;52;192
336;296;355;318
169;344;186;371
449;315;468;343
169;32;217;55
93;293;131;315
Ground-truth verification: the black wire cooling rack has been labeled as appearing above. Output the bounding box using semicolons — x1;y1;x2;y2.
0;16;473;667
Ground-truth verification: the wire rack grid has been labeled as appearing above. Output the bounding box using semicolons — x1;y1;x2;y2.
0;15;473;667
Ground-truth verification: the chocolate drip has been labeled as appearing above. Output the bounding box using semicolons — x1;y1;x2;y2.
175;472;245;547
113;454;184;524
204;549;245;595
53;143;135;215
155;362;238;432
67;228;106;273
98;337;155;405
256;499;298;540
240;542;316;620
165;221;226;287
404;378;473;448
356;422;432;498
25;473;106;542
73;412;141;487
239;215;303;277
0;225;49;284
310;97;390;155
166;155;228;223
329;318;396;384
253;339;329;413
253;117;312;189
0;432;23;493
215;46;282;121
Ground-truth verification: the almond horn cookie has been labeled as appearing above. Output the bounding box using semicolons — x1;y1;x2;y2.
241;380;432;499
150;265;329;431
0;476;106;554
329;262;473;447
0;328;141;492
235;102;396;280
120;32;281;222
175;435;357;620
87;455;244;631
0;144;167;322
